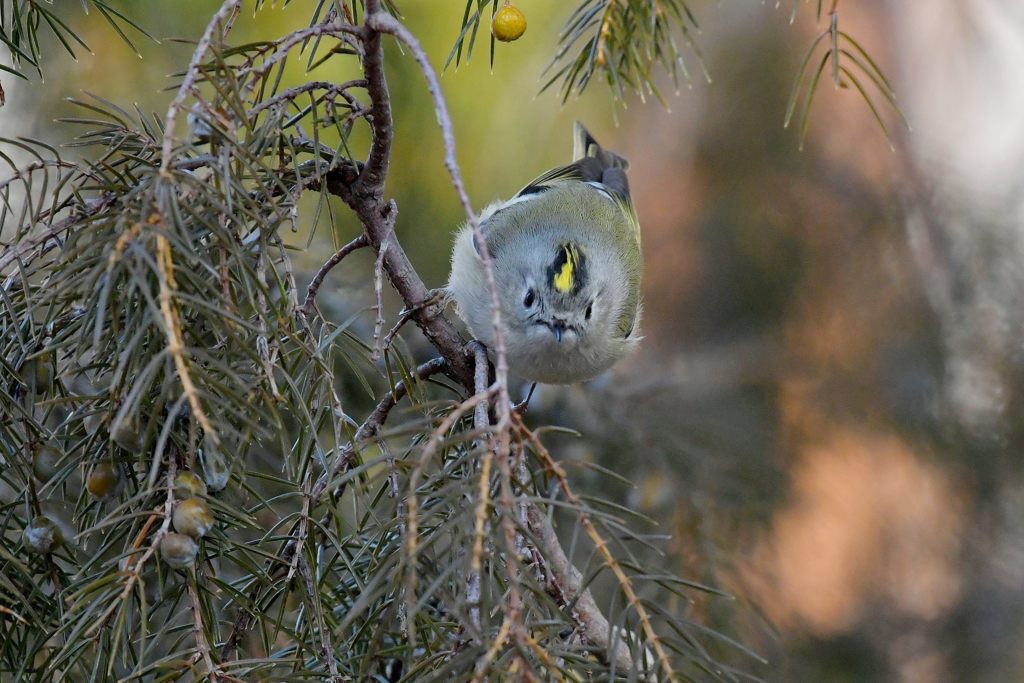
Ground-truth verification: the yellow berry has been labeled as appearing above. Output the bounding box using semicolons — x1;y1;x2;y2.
173;471;208;499
160;532;198;568
492;3;527;42
173;498;215;538
86;461;120;498
24;516;63;554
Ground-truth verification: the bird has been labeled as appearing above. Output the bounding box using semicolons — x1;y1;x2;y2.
448;122;642;385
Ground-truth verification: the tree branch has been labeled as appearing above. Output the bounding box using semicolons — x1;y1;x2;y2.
524;503;634;672
319;5;474;387
316;6;650;676
517;416;672;678
366;10;512;418
300;233;369;317
355;0;391;198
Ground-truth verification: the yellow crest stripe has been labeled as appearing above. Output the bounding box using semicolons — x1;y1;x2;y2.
552;244;578;293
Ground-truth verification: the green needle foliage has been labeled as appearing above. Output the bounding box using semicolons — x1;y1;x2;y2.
448;0;902;143
785;0;909;149
0;1;151;80
448;0;709;105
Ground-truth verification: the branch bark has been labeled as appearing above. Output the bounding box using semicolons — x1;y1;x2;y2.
525;503;634;672
320;13;474;382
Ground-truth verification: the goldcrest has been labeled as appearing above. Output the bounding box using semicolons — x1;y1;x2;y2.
449;123;642;384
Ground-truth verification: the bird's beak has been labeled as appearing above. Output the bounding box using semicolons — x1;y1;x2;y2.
552;322;565;344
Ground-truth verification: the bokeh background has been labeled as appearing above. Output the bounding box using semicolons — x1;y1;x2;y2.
5;1;1024;680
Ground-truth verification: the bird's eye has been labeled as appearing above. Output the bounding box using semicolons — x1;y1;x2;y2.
523;289;536;309
585;301;594;320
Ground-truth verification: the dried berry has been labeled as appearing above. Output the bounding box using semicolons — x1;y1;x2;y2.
33;441;63;483
110;418;142;452
18;352;55;396
23;516;63;554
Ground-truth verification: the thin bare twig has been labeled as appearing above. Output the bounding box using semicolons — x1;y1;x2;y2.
317;355;449;500
380;290;442;353
493;427;527;646
372;238;390;359
468;342;491;635
188;572;220;680
249;79;367;117
301;233;369;317
159;0;241;176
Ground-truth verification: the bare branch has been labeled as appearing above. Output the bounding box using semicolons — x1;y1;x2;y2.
372;238;390;359
317;355;450;500
188;572;221;681
366;11;512;418
525;502;634;672
320;5;473;387
468;342;492;636
300;233;370;317
380;289;445;353
518;417;673;678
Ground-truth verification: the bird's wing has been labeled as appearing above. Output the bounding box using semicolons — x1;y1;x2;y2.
512;122;640;243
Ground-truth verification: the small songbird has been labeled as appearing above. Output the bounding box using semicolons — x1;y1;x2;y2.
448;123;642;384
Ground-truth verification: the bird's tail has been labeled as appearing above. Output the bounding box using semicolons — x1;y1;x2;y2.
572;121;629;171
